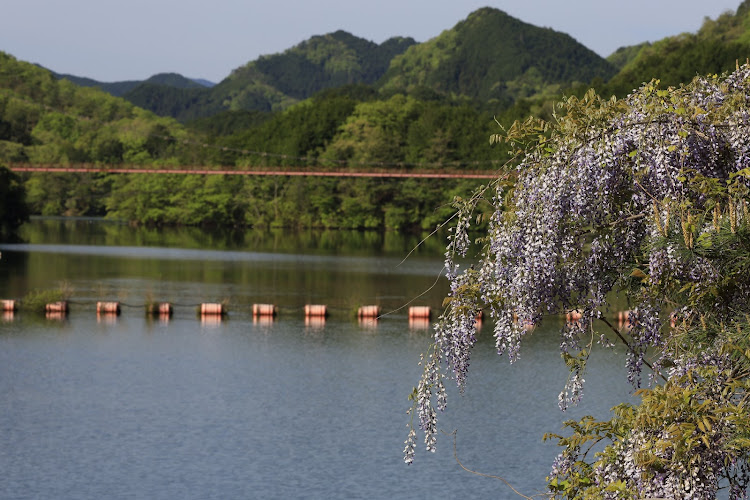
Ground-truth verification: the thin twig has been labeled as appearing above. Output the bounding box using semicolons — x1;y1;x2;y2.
445;430;547;500
599;317;669;383
396;211;458;268
378;268;445;319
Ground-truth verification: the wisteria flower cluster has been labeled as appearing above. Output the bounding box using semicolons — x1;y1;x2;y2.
405;65;750;498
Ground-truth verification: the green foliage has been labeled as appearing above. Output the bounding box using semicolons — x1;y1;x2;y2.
0;164;29;239
548;345;750;499
123;84;212;122
101;172;485;230
0;52;193;172
185;109;272;136
19;287;68;313
606;43;651;71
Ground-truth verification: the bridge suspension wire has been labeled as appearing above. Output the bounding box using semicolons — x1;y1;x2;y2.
154;134;504;170
8;163;500;179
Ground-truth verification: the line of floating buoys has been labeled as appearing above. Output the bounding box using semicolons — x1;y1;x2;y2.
0;298;464;331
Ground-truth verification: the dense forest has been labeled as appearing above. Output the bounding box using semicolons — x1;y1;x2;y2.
2;2;750;233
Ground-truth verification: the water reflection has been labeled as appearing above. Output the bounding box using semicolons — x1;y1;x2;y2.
16;217;448;257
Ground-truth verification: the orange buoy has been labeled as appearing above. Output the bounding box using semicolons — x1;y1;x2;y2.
147;302;173;316
616;310;633;326
200;303;224;316
1;299;17;312
565;310;582;322
357;305;380;318
408;306;431;319
45;301;69;314
253;304;277;317
97;301;120;315
305;304;328;317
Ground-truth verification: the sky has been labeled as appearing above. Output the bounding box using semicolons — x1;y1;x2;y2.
1;0;744;84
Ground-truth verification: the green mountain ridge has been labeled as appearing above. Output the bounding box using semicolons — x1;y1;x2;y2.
35;2;750;121
378;7;617;105
40;8;619;119
597;0;750;96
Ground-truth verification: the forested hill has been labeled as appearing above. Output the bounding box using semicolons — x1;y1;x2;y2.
60;31;417;122
213;31;417;110
378;7;616;106
597;0;750;97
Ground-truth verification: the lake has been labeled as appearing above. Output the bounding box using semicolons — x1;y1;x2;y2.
0;218;635;499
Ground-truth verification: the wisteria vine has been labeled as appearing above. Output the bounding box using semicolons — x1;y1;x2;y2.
405;65;750;498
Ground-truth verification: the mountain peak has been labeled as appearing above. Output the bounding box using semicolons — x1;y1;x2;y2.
379;7;615;104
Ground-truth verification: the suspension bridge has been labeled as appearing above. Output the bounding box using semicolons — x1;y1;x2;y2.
8;163;500;179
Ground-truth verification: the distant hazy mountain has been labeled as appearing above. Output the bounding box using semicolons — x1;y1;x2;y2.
190;78;215;88
50;71;212;97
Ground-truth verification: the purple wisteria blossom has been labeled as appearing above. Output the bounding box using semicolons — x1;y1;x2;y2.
406;64;750;498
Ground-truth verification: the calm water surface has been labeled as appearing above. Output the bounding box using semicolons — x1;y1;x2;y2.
0;219;635;499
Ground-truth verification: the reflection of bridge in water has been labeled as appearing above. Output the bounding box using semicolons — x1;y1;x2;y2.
8;163;499;179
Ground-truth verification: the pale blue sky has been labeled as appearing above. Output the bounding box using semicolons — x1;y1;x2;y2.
1;0;744;83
